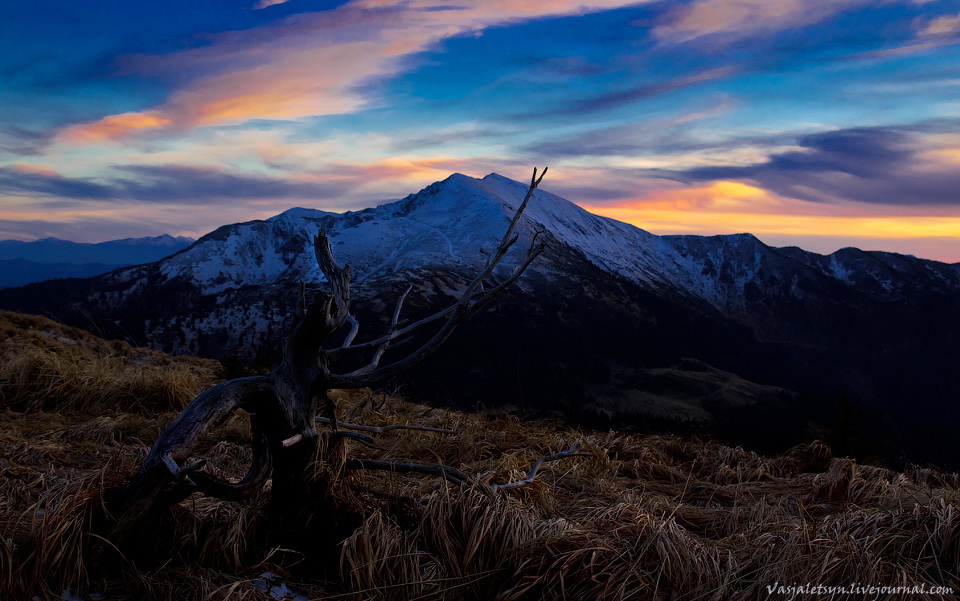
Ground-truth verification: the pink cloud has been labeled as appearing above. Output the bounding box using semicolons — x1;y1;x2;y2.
254;0;290;8
60;0;651;144
61;112;173;143
8;162;61;177
918;12;960;37
652;0;873;44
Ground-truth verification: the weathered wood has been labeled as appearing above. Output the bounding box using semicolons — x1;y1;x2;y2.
490;443;592;491
344;443;592;492
112;168;549;547
328;167;548;387
315;416;455;435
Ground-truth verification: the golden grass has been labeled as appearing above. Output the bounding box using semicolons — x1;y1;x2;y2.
0;310;218;413
1;310;958;599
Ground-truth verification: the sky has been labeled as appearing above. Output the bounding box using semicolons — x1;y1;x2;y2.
2;0;960;261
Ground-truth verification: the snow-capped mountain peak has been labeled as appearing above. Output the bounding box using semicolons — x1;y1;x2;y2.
5;171;960;470
124;172;960;305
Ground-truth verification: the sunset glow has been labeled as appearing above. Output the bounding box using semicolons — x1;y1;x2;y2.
1;0;958;260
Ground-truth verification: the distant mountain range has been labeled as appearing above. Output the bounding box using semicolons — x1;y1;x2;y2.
2;173;958;466
0;234;194;287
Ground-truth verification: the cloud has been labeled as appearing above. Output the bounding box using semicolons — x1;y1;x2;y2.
558;67;737;115
113;164;350;202
652;0;872;44
0;163;351;204
0;164;116;200
62;112;174;143
839;10;960;61
845;38;960;60
389;126;506;152
57;0;652;144
918;12;960;38
0;126;55;156
677;126;960;205
525;96;735;157
254;0;291;9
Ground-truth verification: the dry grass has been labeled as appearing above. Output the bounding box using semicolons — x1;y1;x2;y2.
1;310;958;600
0;310;218;413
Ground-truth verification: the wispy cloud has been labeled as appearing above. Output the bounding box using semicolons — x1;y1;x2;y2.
0;126;55;156
0;163;350;204
254;0;291;9
0;164;116;200
62;112;174;143
559;67;737;115
676;125;960;206
918;12;960;37
525;96;735;158
844;13;960;61
652;0;873;44
57;0;653;144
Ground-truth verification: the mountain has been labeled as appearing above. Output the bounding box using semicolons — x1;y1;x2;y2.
0;258;129;288
2;173;959;465
0;234;194;287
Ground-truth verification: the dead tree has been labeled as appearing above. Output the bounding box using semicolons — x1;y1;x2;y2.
111;168;577;542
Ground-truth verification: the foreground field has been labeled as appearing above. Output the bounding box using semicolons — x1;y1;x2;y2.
0;310;958;600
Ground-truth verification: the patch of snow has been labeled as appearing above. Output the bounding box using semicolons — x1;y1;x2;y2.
41;330;78;345
251;572;311;601
828;254;854;283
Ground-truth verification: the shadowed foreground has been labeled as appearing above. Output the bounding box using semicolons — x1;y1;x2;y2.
1;310;958;600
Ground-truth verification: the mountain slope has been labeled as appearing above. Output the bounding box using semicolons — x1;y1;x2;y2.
4;306;957;600
0;258;128;288
1;173;958;465
0;234;195;287
0;234;195;264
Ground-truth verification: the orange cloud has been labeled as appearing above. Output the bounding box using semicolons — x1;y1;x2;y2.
598;180;808;214
926;148;960;165
61;112;173;143
335;157;478;182
580;181;960;248
59;0;652;144
8;162;60;177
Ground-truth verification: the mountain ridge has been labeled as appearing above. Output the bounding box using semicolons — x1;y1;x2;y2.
1;172;958;465
0;233;196;288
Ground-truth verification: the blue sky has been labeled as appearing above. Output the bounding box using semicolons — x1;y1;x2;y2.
2;0;959;260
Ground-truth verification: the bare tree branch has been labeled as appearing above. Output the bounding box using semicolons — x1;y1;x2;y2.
491;443;592;491
328;167;548;388
311;229;352;332
343;442;590;492
331;430;384;450
282;433;304;447
316;416;455;435
112;168;556;548
341;314;360;348
339;285;414;378
326;305;456;359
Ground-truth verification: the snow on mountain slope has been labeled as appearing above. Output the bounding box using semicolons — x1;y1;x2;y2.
147;173;665;302
467;174;688;289
777;245;960;298
138;171;960;310
6;175;960;468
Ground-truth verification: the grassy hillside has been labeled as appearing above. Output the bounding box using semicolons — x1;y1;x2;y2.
0;310;219;413
0;310;958;600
